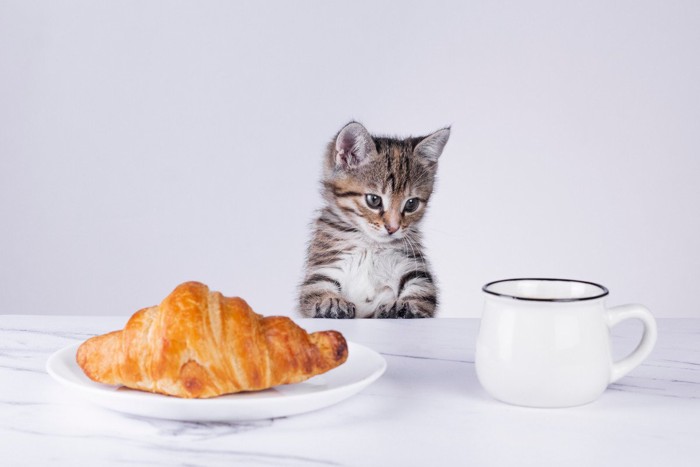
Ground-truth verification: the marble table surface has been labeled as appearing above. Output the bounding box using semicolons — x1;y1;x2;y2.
1;315;698;467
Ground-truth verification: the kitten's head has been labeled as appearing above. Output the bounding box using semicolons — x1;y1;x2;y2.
322;122;450;243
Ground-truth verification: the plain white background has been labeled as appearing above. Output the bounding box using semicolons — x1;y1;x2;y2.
1;1;698;318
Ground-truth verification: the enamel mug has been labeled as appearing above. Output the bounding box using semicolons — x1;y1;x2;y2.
475;278;657;408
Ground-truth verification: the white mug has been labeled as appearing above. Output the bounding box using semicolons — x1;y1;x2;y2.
475;278;657;408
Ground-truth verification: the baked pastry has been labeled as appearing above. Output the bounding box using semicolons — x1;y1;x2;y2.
77;281;348;398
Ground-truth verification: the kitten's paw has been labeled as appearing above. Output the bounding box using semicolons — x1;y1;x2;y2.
375;301;430;319
314;297;356;319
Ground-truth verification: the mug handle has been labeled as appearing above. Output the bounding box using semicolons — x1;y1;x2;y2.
606;304;658;383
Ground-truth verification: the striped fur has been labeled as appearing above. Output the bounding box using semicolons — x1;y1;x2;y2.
298;122;449;319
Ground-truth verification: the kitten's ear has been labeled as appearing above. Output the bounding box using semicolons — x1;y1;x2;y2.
334;122;376;169
414;128;451;163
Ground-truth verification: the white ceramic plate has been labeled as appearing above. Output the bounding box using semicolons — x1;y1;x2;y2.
46;341;386;421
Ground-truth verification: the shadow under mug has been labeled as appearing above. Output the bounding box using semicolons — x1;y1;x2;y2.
475;278;657;408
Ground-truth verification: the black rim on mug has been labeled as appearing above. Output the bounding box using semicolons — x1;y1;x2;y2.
482;278;610;302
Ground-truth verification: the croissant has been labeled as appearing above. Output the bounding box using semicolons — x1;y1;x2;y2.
76;281;348;398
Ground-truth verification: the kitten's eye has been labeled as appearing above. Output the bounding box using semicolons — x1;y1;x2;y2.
404;198;420;213
365;194;382;209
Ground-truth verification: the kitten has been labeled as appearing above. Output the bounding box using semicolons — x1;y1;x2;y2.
298;122;450;319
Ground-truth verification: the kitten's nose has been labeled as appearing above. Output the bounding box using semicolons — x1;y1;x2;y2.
385;224;399;235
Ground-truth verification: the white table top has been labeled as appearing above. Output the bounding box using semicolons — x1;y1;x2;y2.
1;315;699;467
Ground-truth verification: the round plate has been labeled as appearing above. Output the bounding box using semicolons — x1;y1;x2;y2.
46;341;386;421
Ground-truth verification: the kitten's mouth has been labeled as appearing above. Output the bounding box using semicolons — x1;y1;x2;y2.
371;227;405;243
352;219;404;243
384;229;404;240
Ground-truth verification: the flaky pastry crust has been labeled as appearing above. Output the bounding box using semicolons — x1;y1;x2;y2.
77;282;348;398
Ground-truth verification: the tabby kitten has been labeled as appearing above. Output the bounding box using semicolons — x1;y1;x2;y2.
298;122;450;319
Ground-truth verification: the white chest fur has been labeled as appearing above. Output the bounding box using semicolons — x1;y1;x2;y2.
336;246;409;318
